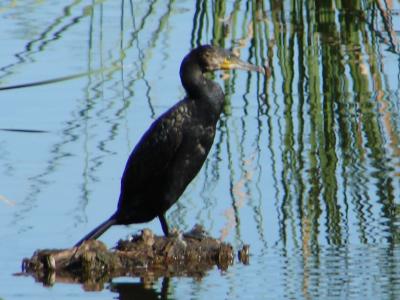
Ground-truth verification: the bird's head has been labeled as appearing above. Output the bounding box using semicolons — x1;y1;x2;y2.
195;45;264;74
180;45;265;100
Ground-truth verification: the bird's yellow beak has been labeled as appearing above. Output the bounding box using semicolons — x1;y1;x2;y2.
220;58;235;70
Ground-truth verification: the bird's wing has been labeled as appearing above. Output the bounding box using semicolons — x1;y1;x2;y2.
119;103;187;193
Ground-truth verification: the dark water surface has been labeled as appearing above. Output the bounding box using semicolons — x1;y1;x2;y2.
1;1;400;299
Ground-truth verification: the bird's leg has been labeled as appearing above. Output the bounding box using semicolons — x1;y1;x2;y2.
159;214;170;236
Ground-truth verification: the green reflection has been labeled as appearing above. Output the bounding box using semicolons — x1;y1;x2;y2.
188;0;400;252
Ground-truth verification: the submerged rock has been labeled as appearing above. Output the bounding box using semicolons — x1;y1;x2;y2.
21;225;242;289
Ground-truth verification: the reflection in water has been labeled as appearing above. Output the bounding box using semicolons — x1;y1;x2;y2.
1;0;400;299
110;277;170;300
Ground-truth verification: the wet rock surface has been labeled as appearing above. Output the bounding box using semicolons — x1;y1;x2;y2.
20;225;245;289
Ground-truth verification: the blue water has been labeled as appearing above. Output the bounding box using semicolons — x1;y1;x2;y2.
1;1;400;299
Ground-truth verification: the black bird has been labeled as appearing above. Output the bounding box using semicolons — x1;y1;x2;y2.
75;45;263;246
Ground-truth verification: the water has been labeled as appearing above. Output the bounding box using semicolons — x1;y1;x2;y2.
1;1;400;299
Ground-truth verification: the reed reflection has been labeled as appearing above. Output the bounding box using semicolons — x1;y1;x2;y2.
188;0;400;254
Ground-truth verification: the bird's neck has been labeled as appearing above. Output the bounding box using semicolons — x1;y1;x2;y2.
179;56;224;117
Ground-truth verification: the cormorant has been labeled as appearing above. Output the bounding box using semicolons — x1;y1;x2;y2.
75;45;263;246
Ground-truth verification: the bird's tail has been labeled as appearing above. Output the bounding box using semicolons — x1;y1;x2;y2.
74;216;117;247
